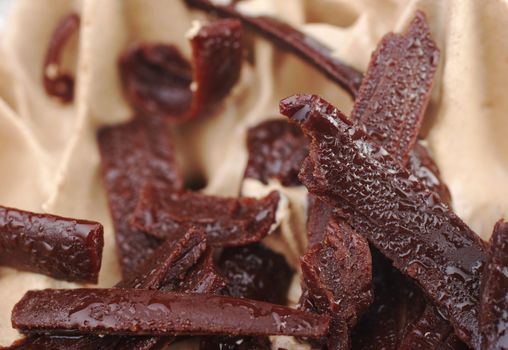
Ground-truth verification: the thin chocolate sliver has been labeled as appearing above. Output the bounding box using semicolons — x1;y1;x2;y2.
43;13;79;103
120;19;242;122
480;220;508;350
12;288;330;338
97;116;182;276
280;94;487;347
0;205;103;283
185;0;362;97
131;184;280;246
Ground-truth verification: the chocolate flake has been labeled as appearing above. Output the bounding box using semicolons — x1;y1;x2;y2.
480;220;508;350
131;184;280;246
97;116;182;276
12;289;330;338
280;94;487;348
185;0;362;97
43;13;79;103
0;205;103;283
119;19;242;122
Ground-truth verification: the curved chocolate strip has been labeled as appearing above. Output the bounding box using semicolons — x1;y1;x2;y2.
185;0;362;97
43;13;79;103
480;220;508;350
0;205;103;283
280;94;487;348
97;116;183;276
12;289;330;338
131;184;280;246
351;11;439;164
119;19;242;122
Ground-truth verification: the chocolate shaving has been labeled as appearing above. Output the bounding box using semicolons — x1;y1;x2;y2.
185;0;362;97
12;289;330;338
280;94;487;348
244;119;309;186
0;205;103;283
131;184;280;246
97;116;182;276
119;19;242;122
43;13;79;103
480;220;508;350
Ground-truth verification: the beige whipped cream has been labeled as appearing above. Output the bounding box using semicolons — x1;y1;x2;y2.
0;0;507;347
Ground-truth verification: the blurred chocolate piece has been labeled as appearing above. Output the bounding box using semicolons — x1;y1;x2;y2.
199;336;271;350
244;119;308;186
120;19;242;122
0;205;103;283
131;184;280;246
185;0;362;97
12;289;330;338
480;220;508;350
43;13;79;103
97;116;182;276
281;94;487;348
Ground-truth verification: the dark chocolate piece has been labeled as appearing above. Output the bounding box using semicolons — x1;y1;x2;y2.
97;116;182;276
131;184;280;246
185;0;362;97
43;13;79;103
244;119;309;186
218;243;293;304
480;220;508;350
0;205;103;283
12;288;330;337
280;94;487;348
306;195;334;246
351;11;439;164
120;19;242;122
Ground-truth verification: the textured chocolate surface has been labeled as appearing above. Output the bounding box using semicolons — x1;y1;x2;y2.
0;205;103;283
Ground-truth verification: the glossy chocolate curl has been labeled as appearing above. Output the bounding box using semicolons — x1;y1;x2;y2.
351;11;439;164
97;116;183;276
185;0;362;97
131;184;280;246
280;94;487;348
0;205;103;283
244;119;309;186
12;288;330;338
43;13;79;103
119;19;242;122
480;220;508;350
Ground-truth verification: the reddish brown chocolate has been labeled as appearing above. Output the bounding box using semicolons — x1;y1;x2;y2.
244;119;308;186
306;195;334;246
131;184;280;246
280;94;487;348
351;12;439;164
185;0;362;97
43;13;79;103
0;205;103;283
218;243;293;305
480;220;508;350
12;288;330;338
120;19;242;122
97;116;182;276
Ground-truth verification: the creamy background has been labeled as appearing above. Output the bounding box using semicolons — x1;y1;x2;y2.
0;0;506;347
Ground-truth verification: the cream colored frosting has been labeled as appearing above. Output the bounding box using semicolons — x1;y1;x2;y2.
0;0;507;347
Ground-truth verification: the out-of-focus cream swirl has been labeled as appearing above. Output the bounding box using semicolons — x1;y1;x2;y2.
0;0;506;347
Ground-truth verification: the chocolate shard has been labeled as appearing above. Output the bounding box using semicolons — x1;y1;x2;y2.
185;0;362;97
480;220;508;350
351;11;439;164
120;19;242;122
131;184;280;246
43;13;79;103
97;116;183;276
244;119;309;186
280;94;487;348
12;289;330;338
218;243;293;305
0;205;103;283
306;195;334;246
